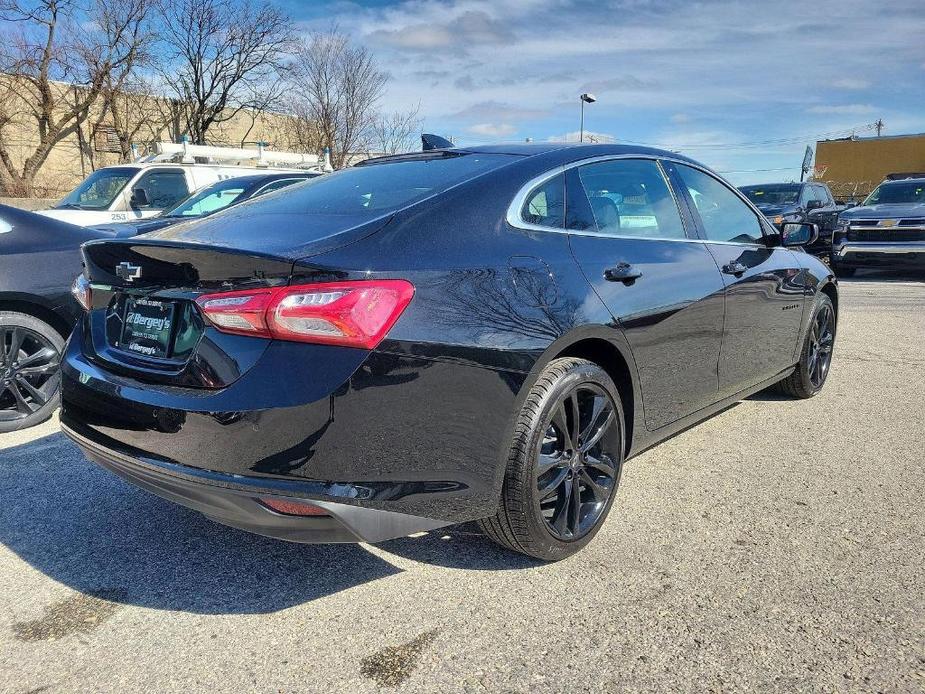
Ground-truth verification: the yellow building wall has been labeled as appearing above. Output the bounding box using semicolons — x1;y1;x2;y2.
815;134;925;200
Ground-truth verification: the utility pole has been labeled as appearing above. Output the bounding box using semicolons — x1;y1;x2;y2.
875;118;885;137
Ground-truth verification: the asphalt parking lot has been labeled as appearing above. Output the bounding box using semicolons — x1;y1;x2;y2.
1;272;923;693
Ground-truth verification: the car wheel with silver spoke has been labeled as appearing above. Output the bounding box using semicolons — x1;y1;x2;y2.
0;312;65;433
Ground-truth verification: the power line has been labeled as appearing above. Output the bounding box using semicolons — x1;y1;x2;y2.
620;122;879;151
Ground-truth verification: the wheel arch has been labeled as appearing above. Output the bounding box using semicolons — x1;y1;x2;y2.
819;280;838;329
0;294;74;340
522;328;643;460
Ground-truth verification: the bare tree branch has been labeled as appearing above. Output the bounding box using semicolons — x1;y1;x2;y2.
155;0;292;145
288;27;388;169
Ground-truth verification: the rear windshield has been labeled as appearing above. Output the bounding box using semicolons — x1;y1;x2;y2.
236;153;513;217
863;181;925;205
739;184;800;206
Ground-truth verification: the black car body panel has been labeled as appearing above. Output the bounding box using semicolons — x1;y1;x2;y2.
0;205;110;331
61;144;837;543
832;179;925;272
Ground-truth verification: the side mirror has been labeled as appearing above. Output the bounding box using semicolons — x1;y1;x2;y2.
844;201;858;209
131;187;150;207
806;199;824;211
781;222;819;247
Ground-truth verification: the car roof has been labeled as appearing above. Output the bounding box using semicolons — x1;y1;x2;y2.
880;177;925;184
363;142;702;167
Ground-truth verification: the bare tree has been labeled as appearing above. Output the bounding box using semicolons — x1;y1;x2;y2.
0;0;151;195
289;28;388;168
367;105;423;156
156;0;292;145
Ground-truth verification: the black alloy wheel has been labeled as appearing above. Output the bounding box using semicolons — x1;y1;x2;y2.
774;295;836;399
480;357;625;561
0;312;64;432
807;303;835;389
536;384;619;540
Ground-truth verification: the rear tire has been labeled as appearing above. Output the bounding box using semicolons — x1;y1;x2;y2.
479;358;625;561
0;312;64;433
775;295;836;399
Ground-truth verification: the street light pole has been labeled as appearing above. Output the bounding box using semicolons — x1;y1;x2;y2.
579;93;596;143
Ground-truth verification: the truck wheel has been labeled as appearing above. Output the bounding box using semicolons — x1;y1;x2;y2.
0;312;64;433
479;358;625;561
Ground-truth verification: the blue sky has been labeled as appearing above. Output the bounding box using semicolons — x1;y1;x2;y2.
284;0;925;185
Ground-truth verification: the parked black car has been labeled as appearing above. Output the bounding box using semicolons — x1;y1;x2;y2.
830;177;925;277
61;144;837;560
739;181;844;255
0;205;109;432
91;172;318;237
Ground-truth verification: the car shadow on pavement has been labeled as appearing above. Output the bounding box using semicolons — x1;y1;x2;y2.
0;432;534;615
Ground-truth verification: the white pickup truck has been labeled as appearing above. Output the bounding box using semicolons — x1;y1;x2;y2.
36;142;328;227
36;162;304;227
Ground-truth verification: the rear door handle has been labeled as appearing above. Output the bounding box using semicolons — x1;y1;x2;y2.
721;261;748;276
603;262;642;284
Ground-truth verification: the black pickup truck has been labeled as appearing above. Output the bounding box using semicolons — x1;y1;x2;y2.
739;181;846;256
830;176;925;277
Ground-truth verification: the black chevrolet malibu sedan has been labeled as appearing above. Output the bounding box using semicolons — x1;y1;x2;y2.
61;143;838;560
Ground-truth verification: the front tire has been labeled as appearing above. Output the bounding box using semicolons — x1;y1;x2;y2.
0;312;64;433
775;296;836;399
479;358;625;561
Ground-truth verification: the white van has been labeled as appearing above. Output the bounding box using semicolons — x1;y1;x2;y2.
36;142;328;227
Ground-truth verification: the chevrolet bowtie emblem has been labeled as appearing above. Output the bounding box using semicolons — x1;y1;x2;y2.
877;219;899;227
116;261;142;282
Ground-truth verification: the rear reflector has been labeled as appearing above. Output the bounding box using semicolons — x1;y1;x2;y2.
259;498;329;516
196;280;414;349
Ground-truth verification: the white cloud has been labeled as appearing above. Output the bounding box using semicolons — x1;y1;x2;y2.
832;78;870;90
670;113;691;124
467;123;517;137
807;104;877;115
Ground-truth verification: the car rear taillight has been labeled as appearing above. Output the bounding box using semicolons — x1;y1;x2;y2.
71;273;92;311
196;280;414;349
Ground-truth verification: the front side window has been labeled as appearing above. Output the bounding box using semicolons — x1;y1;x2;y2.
521;174;565;227
134;170;189;209
56;167;135;210
568;159;685;239
675;165;764;244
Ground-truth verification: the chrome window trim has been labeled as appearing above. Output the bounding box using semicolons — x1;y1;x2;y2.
506;154;773;247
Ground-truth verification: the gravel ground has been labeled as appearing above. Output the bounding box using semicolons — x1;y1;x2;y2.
1;274;923;693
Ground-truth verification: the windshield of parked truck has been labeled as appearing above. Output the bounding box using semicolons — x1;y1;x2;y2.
166;178;248;217
863;181;925;205
739;184;800;206
56;167;136;210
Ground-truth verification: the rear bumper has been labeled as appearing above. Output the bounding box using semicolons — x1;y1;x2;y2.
833;242;925;269
62;422;452;543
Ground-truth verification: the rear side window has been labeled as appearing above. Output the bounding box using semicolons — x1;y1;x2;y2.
675;165;764;244
521;174;565;227
245;154;512;217
569;159;685;239
253;177;310;197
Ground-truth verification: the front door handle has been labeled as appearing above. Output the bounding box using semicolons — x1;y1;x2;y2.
722;261;748;276
603;262;642;284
